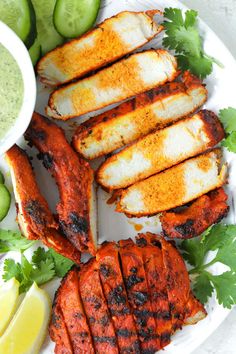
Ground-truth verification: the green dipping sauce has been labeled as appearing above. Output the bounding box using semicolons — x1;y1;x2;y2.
0;43;24;139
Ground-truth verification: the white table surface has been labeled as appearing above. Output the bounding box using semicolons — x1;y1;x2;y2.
181;1;236;353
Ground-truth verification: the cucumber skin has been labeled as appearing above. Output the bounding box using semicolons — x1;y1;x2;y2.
0;172;5;184
24;0;37;49
0;184;11;222
53;0;101;39
29;39;41;66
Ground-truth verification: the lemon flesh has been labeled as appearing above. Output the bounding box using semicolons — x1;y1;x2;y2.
0;278;19;336
0;282;51;354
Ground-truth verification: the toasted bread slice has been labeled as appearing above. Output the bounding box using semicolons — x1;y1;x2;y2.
97;110;225;190
73;72;207;160
37;11;163;86
116;149;227;217
25;112;97;255
5;145;81;264
46;49;177;120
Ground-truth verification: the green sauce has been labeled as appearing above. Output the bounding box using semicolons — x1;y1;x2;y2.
0;43;24;139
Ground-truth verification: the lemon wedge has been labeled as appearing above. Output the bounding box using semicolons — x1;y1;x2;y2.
0;278;20;336
0;282;51;354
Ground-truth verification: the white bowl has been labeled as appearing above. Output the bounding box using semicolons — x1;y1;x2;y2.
0;21;36;156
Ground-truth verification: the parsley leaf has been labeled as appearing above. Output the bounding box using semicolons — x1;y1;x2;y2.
0;229;35;253
180;224;236;308
163;8;222;78
2;246;74;293
219;107;236;152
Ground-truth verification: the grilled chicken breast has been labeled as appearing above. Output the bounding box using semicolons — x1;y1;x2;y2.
37;10;163;86
119;239;161;352
96;242;140;353
136;234;172;348
73;72;207;160
80;258;119;353
5;145;81;264
46;49;177;120
25;112;97;255
50;236;206;354
116;149;227;217
97;110;225;190
161;188;229;239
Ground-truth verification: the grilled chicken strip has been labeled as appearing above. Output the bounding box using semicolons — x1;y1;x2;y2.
59;268;95;353
97;110;225;190
73;72;207;160
157;236;190;331
25;112;97;255
50;274;74;354
161;188;229;239
37;10;163;86
46;49;177;120
119;239;161;353
116;149;227;217
96;242;141;353
79;258;119;353
136;234;172;348
5;145;81;264
184;292;207;325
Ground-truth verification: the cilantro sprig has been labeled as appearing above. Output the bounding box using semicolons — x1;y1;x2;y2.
3;247;74;293
163;8;222;78
0;229;35;253
219;107;236;153
180;224;236;308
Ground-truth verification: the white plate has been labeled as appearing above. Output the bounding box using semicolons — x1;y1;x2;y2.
1;0;236;353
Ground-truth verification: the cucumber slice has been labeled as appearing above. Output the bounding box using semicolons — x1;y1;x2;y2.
31;0;64;55
0;0;37;48
54;0;101;38
0;171;5;184
0;184;11;222
29;38;41;66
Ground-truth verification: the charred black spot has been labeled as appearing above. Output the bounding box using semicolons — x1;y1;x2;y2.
145;89;154;101
25;127;46;142
100;264;112;278
111;113;117;118
25;200;46;225
51;313;61;329
136;316;147;327
170;303;175;311
130;267;137;274
37;152;53;169
161;332;171;344
138;327;159;340
89;316;95;324
116;329;133;337
142;348;158;354
134;291;148;306
131;98;136;111
174;312;181;319
70;213;88;234
175;219;194;236
135;237;147;247
100;315;109;326
93;336;117;346
102;116;108;122
88;129;93;135
77;331;88;338
74;312;82;319
94;302;101;310
126;274;144;290
120;340;141;354
110;307;130;316
151;239;161;248
108;285;126;305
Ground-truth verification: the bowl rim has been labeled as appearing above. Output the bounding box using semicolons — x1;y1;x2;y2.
0;21;36;156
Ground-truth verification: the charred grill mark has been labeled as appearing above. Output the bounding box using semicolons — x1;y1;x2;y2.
108;285;126;305
25;126;46;141
160;332;171;344
76;331;89;338
120;340;140;354
70;212;88;234
110;307;130;316
93;336;117;346
51;313;61;329
100;264;113;278
135;237;147;247
74;312;82;319
131;98;136;111
174;219;194;236
142;348;158;354
116;329;133;337
37;152;54;170
25;200;46;225
133;291;148;306
138;328;159;341
145;89;154;101
126;274;144;290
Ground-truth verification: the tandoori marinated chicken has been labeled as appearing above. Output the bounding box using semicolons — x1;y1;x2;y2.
50;235;206;354
46;49;177;120
160;188;229;239
116;149;227;217
25;112;97;255
37;10;163;86
5;145;81;264
73;72;207;160
97;110;225;190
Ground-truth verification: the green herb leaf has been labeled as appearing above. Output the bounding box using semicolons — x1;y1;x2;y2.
49;248;74;277
222;132;236;153
181;224;236;308
0;229;35;253
219;107;236;133
31;259;55;285
193;272;214;304
163;8;221;78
